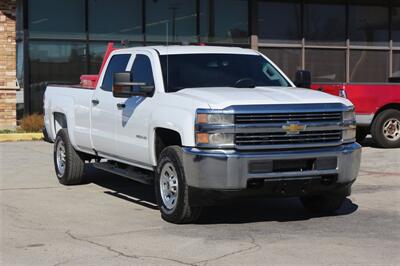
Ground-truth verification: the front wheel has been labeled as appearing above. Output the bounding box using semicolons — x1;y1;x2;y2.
155;146;202;224
370;109;400;148
300;194;346;213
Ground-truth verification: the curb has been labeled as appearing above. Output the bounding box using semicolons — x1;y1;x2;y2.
0;133;43;142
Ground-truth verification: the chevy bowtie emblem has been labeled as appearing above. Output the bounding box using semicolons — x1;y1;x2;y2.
282;123;306;135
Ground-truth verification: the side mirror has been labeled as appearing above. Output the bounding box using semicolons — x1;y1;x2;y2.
112;72;154;98
294;70;311;89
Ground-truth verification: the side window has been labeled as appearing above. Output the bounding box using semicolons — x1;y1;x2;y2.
101;54;131;91
130;54;155;92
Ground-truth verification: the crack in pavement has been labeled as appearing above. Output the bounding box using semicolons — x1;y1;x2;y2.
193;234;261;265
65;230;195;265
65;230;262;266
86;226;165;239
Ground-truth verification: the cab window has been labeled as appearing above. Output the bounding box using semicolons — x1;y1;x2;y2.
101;54;131;91
130;54;155;92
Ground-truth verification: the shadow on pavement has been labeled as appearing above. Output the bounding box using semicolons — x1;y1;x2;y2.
358;136;380;148
83;165;158;210
83;165;358;224
196;198;358;224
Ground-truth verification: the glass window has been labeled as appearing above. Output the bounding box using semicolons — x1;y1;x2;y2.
393;51;400;77
89;43;109;75
392;0;400;46
101;54;131;91
305;49;346;82
89;42;130;74
29;41;87;113
258;0;301;43
130;55;154;91
88;0;142;41
28;0;85;39
200;0;248;43
146;0;196;43
259;48;302;81
350;50;389;82
159;54;289;92
349;1;389;46
304;1;346;45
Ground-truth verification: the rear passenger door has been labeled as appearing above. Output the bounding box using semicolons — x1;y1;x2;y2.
91;54;131;157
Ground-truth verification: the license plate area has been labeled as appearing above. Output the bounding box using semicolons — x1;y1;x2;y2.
272;158;315;172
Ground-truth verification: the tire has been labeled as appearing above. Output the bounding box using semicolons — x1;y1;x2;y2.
356;128;368;143
53;129;85;185
155;146;202;224
370;109;400;148
300;194;346;213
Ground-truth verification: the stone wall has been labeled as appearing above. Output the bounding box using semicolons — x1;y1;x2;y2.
0;0;17;130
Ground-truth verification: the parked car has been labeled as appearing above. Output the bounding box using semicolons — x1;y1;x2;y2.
311;82;400;148
44;45;361;223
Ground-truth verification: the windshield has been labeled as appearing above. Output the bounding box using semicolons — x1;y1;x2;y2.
159;54;290;92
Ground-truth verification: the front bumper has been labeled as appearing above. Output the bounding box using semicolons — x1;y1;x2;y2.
182;143;361;190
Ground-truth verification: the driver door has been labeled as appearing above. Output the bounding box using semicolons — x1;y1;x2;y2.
114;52;156;166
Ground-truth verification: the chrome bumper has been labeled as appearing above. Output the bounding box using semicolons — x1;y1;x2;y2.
182;143;361;190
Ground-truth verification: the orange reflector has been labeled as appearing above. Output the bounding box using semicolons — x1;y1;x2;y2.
197;114;208;124
196;133;209;144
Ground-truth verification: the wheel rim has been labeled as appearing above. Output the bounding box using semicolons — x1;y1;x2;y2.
56;139;66;175
159;162;179;210
383;117;400;141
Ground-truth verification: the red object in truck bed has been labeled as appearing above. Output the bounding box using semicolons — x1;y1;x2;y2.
79;42;117;89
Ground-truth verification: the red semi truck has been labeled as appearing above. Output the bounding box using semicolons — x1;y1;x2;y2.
311;82;400;148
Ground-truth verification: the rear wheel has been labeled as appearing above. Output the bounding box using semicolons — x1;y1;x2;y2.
370;109;400;148
300;194;346;213
54;129;85;185
155;146;202;224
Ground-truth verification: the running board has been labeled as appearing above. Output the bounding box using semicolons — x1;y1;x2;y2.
93;162;154;185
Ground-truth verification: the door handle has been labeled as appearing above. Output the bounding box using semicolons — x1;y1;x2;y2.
92;99;99;105
117;103;126;109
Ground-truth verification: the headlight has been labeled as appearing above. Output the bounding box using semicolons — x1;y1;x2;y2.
195;110;235;147
196;113;234;125
196;133;234;146
342;109;356;142
343;110;355;122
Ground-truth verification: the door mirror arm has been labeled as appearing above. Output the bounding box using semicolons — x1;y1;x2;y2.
112;72;155;98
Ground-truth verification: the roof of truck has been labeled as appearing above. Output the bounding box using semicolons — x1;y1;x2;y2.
118;45;260;56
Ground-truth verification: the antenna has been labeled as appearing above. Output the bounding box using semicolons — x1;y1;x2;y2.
166;20;169;92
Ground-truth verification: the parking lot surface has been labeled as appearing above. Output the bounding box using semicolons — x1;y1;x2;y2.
1;140;399;265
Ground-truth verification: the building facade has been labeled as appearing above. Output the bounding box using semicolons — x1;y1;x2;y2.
0;0;17;129
0;0;399;129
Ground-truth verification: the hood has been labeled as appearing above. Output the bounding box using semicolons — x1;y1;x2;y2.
176;86;352;109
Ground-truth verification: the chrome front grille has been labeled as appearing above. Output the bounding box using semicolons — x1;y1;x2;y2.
235;130;342;146
233;108;345;149
235;112;342;124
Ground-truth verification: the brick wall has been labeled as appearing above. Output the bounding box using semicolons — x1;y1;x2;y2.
0;0;17;130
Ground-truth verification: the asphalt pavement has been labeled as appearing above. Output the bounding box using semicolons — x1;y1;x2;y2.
1;139;399;265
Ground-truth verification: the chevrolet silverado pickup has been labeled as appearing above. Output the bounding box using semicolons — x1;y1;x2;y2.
311;83;400;148
44;45;361;223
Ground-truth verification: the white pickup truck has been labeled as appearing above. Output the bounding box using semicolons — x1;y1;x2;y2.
44;45;361;223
